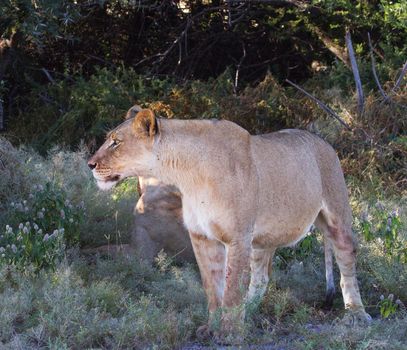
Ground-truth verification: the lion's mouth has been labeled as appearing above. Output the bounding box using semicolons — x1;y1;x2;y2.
93;171;121;190
94;174;121;182
104;174;121;182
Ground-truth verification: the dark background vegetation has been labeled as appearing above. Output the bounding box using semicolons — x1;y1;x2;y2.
1;0;406;192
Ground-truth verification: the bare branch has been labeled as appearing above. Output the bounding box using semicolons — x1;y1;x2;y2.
234;42;247;95
227;1;250;26
0;99;3;131
286;79;352;130
229;0;308;9
153;7;224;69
345;31;364;116
41;68;55;84
368;33;389;101
367;35;407;109
392;60;407;93
310;25;350;69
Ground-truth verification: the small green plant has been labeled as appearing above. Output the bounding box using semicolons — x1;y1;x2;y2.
0;182;85;270
0;222;64;270
378;294;399;319
359;203;405;262
276;233;319;268
10;182;84;247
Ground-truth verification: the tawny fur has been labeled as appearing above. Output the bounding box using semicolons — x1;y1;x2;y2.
88;107;371;335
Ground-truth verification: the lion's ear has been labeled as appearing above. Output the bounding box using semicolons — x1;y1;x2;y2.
125;104;143;120
133;109;158;137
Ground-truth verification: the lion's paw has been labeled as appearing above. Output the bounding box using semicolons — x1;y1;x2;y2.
196;324;213;341
341;309;372;327
196;324;244;345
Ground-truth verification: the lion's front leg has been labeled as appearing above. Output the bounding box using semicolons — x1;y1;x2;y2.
221;239;251;336
189;232;226;334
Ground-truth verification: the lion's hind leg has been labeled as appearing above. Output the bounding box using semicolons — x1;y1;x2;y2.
248;248;275;302
316;208;371;324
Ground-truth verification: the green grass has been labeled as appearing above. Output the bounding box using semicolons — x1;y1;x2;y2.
0;248;406;349
0;256;206;349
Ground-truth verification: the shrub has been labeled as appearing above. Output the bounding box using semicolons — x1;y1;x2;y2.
0;222;64;271
0;137;137;248
10;182;84;247
378;294;401;319
0;182;84;270
8;68;303;153
8;67;174;153
358;203;405;263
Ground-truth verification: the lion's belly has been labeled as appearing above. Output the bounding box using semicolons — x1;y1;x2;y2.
251;173;323;248
252;204;321;249
251;132;324;249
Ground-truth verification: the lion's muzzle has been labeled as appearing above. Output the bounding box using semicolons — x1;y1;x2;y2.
87;159;97;170
88;157;113;178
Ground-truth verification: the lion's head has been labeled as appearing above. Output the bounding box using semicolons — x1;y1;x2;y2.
88;106;159;190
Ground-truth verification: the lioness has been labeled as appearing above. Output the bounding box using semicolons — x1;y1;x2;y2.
133;176;194;263
82;176;194;262
88;107;371;337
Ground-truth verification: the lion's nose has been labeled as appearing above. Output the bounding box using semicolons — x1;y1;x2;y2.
87;160;97;170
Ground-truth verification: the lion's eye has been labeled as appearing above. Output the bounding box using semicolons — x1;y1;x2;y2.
109;139;121;149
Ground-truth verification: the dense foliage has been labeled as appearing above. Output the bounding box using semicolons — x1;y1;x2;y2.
2;1;406;79
1;0;406;122
1;0;406;191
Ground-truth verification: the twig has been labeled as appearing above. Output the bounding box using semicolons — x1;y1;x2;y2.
392;60;407;93
0;99;3;131
228;1;250;26
234;42;247;95
227;0;232;29
154;6;221;67
345;31;364;116
85;54;115;68
367;33;389;102
285;79;352;130
146;6;223;71
41;68;55;84
229;0;308;9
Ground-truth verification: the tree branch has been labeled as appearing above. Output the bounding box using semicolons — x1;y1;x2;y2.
368;33;388;101
345;31;364;116
41;68;55;84
286;79;351;130
234;42;247;95
392;60;407;93
310;25;350;69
